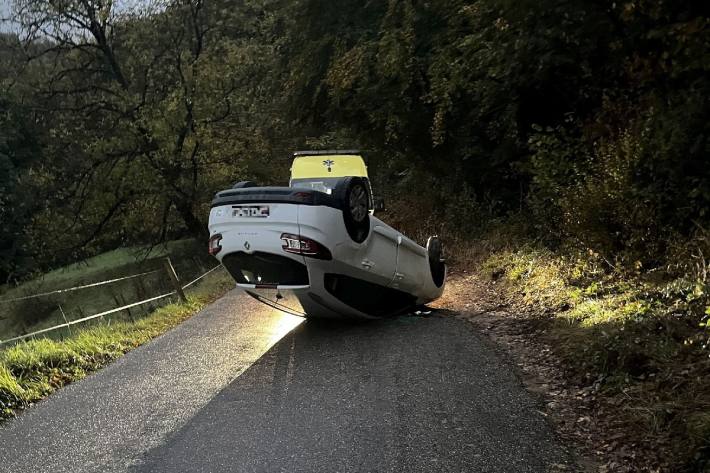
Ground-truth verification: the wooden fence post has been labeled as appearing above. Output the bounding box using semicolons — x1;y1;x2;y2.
119;294;135;322
58;304;72;337
163;257;187;303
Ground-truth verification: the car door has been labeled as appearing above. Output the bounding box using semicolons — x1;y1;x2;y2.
390;233;428;295
358;220;398;287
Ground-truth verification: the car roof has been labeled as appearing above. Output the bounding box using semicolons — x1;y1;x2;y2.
291;151;368;179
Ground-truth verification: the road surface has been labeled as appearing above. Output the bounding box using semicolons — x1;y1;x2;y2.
0;289;570;472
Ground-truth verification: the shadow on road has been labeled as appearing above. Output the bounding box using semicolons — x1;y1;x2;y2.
133;313;571;473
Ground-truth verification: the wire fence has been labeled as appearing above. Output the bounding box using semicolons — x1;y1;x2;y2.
0;270;163;304
0;260;224;347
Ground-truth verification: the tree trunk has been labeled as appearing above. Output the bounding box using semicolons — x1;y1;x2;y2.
174;199;209;240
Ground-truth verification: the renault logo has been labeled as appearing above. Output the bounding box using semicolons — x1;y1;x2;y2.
244;241;251;250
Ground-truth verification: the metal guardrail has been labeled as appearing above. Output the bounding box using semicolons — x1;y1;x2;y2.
0;262;224;347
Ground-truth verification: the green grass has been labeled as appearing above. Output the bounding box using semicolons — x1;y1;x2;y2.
383;189;710;468
0;268;233;419
0;239;215;341
1;240;198;294
476;243;710;470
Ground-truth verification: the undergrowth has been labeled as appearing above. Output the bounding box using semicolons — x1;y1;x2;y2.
384;185;710;470
478;243;710;471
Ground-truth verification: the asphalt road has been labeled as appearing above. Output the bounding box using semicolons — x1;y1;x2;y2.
0;289;570;473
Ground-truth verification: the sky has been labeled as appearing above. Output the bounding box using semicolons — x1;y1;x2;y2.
0;0;17;33
0;0;158;34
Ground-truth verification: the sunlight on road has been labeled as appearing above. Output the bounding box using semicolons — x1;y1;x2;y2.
265;311;304;347
0;293;309;473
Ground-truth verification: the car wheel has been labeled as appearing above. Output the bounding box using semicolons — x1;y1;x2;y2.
232;180;257;189
427;236;446;288
336;177;371;243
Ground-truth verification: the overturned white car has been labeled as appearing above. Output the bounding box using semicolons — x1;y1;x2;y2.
207;150;445;319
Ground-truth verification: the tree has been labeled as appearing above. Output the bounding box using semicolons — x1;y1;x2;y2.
9;0;264;258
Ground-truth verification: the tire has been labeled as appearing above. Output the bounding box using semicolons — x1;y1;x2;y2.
232;180;257;189
334;177;371;243
427;236;446;288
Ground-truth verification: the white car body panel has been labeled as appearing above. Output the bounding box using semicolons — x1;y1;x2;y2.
209;200;445;320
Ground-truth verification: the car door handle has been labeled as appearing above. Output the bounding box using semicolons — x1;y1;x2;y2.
361;259;374;269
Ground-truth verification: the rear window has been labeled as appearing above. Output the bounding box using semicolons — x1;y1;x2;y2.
290;155;368;180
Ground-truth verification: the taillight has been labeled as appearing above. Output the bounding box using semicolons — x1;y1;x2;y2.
280;233;332;260
208;233;222;256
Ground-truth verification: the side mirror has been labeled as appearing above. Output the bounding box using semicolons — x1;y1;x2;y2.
374;197;386;212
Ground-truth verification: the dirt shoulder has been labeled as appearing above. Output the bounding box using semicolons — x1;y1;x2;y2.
435;269;696;473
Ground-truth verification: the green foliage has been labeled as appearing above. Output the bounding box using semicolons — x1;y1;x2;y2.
479;240;710;469
1;0;709;353
1;0;278;278
2;0;709;285
0;91;44;282
0;1;708;466
271;0;710;273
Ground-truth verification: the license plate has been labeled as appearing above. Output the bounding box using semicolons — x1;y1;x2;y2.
232;205;269;218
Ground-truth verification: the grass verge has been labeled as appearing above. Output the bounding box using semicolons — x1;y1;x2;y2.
1;239;203;294
471;243;710;472
371;194;710;470
0;239;215;342
0;268;233;420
